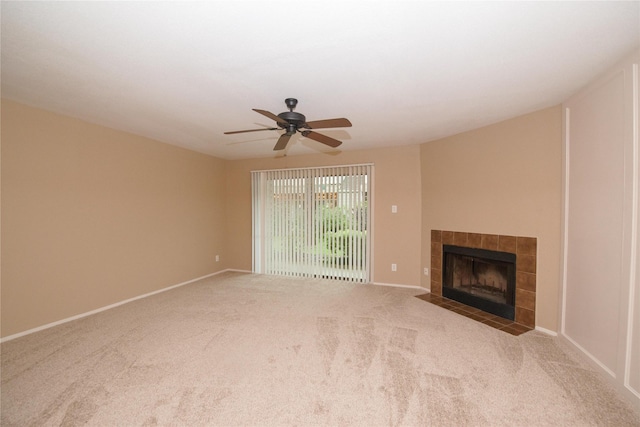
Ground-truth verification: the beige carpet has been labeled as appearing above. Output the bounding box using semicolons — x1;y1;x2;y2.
2;271;639;426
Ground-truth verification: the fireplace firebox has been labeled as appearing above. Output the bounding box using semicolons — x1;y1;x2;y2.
442;244;516;320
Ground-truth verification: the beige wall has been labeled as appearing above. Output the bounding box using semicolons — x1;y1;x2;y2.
1;100;227;337
1;99;561;337
224;145;423;287
420;105;563;331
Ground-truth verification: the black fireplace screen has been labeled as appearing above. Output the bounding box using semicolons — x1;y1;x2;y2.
442;245;516;320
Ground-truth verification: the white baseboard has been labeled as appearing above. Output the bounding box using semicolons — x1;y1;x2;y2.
0;270;228;343
559;333;616;378
558;333;640;410
370;281;426;291
535;326;558;336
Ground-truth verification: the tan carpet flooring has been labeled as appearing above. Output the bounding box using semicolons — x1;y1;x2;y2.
2;271;639;426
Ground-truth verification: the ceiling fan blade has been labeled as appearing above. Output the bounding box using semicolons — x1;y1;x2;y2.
303;118;352;129
253;109;289;126
224;127;277;134
301;130;342;148
273;133;292;151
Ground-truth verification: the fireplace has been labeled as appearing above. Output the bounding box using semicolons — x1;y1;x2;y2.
430;230;537;328
442;245;516;320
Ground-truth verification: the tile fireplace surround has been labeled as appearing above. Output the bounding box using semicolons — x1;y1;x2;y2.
430;230;537;329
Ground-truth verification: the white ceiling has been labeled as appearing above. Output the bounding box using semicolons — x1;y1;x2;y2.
2;1;639;160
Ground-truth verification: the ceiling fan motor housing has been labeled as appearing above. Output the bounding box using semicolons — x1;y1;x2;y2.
277;111;307;129
279;98;306;134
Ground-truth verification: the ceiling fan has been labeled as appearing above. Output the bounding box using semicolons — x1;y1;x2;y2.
224;98;352;151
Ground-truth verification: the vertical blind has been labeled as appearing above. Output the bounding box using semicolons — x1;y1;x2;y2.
252;164;372;283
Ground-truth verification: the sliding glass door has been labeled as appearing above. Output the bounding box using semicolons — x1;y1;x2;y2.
252;164;372;283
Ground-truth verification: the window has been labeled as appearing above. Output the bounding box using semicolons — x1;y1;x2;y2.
252;164;372;283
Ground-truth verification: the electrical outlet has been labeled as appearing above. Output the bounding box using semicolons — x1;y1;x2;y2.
391;205;398;213
215;255;220;262
424;267;429;276
391;263;397;272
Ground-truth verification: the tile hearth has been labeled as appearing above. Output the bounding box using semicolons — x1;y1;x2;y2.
415;293;532;336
